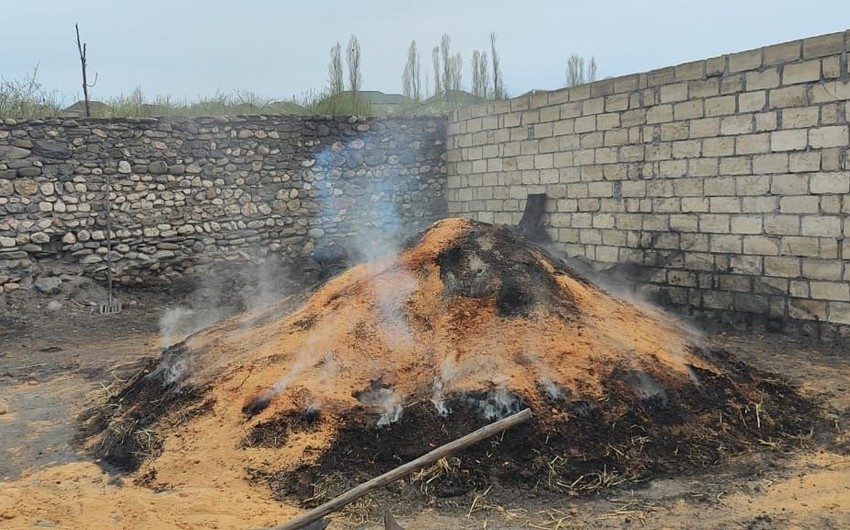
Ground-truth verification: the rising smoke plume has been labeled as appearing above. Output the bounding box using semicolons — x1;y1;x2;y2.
359;386;405;427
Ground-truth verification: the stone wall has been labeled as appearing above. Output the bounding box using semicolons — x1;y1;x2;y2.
446;30;850;334
0;115;446;293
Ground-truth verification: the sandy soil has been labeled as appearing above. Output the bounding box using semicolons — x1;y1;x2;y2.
1;226;848;529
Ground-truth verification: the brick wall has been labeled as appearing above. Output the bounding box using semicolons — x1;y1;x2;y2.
447;30;850;333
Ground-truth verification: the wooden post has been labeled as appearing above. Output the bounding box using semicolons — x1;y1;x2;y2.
269;408;533;530
517;193;550;243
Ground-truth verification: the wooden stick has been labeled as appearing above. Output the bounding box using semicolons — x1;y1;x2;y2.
269;408;533;530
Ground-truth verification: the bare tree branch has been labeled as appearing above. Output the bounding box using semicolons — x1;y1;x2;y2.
588;56;598;84
567;54;598;87
74;23;93;117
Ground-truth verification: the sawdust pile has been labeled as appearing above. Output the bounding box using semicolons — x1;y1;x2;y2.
80;218;815;505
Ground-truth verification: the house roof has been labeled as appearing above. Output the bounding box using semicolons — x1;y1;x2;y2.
62;100;111;112
424;90;484;105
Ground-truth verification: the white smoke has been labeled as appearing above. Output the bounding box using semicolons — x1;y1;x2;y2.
300;402;321;422
430;357;461;416
312;135;423;356
238;256;293;315
357;386;405;427
158;307;187;349
314;351;339;385
373;268;417;348
246;347;319;410
158;247;300;358
539;376;562;400
158;306;225;350
686;365;701;385
268;349;313;396
430;377;451;417
473;390;524;421
545;244;709;363
146;343;195;387
313;135;420;264
630;371;668;402
160;356;189;385
377;398;404;427
524;350;563;400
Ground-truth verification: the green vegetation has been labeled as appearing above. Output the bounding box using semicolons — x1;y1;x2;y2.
0;77;375;119
0;66;63;118
0;72;481;120
98;87;300;118
101;88;379;118
305;91;373;116
0;75;480;120
2;29;588;120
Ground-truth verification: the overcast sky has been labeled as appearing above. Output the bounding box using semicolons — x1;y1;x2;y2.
2;0;846;104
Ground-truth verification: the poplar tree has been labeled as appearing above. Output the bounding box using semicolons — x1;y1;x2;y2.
490;32;504;99
402;40;421;100
347;35;362;95
328;42;343;95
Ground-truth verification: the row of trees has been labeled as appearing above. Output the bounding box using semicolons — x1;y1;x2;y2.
326;32;506;103
566;54;598;87
327;35;362;97
402;32;505;102
326;33;599;104
402;35;596;100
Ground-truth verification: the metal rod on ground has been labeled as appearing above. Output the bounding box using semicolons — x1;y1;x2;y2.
99;171;122;314
268;408;533;530
106;171;113;300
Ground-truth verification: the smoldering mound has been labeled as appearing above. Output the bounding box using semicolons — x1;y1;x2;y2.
79;218;818;503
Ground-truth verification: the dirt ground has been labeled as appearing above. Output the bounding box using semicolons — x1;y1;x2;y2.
1;273;849;530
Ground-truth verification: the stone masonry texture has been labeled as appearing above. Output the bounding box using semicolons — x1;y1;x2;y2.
446;30;850;335
0;115;446;291
3;31;850;337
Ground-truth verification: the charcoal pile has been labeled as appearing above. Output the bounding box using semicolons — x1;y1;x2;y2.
81;218;817;505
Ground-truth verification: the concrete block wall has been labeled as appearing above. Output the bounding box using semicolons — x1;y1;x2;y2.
446;30;850;332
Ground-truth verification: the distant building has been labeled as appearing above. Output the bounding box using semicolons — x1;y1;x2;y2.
515;89;540;99
60;100;111;117
424;90;484;105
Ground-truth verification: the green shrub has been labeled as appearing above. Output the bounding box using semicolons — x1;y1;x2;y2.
0;66;62;119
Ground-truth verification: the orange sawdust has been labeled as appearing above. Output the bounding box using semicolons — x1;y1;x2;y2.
190;218;706;412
